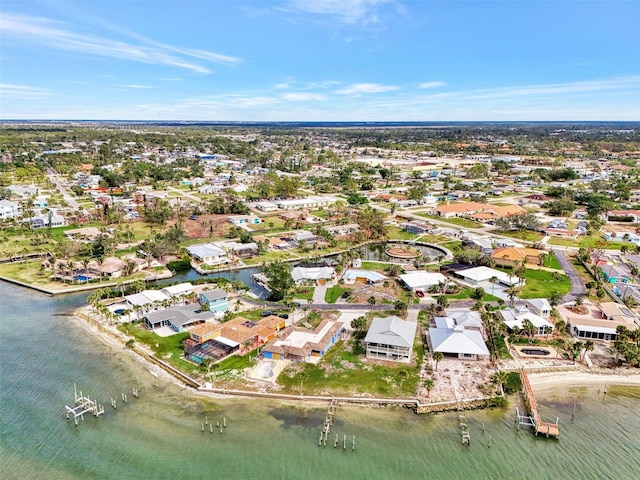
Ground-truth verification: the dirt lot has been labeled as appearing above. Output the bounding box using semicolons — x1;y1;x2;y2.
349;281;405;304
176;214;231;239
602;222;638;234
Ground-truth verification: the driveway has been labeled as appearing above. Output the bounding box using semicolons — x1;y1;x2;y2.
553;249;586;302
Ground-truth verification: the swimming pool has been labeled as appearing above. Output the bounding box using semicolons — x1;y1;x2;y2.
74;275;91;282
521;348;551;356
258;361;276;379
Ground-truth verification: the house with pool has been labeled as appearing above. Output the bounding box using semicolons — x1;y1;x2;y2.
499;306;554;336
261;319;344;361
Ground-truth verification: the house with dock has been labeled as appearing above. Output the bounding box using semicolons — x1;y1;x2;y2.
364;316;417;363
186;243;228;265
428;321;490;361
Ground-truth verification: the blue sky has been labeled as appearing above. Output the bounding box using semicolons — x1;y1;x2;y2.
1;0;639;121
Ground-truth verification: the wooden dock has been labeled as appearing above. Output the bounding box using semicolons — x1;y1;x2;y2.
517;370;560;438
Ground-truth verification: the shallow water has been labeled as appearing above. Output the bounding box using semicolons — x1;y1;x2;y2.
1;281;639;480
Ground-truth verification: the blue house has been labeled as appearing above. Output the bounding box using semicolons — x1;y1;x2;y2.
199;288;229;312
600;265;630;284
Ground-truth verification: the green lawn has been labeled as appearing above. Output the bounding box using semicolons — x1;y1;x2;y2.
544;252;563;270
519;269;571;299
359;261;389;271
119;323;198;373
325;285;349;304
277;340;420;396
387;227;419;241
419;214;483;229
546;235;628;251
494;229;545;242
437;240;462;251
293;287;315;301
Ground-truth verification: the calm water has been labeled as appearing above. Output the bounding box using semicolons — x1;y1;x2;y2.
1;281;640;480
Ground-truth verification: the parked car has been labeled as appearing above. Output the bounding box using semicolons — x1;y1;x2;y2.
278;313;289;319
341;291;351;299
261;310;276;317
415;290;425;298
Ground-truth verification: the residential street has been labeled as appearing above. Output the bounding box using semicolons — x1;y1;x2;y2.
553;249;586;301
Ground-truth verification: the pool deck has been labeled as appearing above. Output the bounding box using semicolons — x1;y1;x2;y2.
513;344;561;360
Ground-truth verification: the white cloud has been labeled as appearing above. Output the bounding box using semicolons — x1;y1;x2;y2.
0;83;50;99
120;84;155;89
418;81;446;89
285;0;398;26
0;13;242;75
336;83;400;95
282;92;326;101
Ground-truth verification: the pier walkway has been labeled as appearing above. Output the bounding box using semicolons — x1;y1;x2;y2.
519;369;560;438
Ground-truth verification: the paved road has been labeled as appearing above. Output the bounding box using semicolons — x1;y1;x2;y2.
47;173;80;209
553;249;586;302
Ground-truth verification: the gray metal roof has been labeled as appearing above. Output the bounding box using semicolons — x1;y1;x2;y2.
200;288;228;301
364;316;417;348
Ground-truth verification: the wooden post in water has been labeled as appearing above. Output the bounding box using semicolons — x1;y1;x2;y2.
223;417;226;428
488;435;492;448
201;422;204;432
334;433;338;448
343;434;346;450
352;436;355;451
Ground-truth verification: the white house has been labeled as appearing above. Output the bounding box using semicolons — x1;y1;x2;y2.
291;266;336;285
364;316;417;363
342;269;388;285
161;282;194;300
428;325;490;361
0;200;20;219
186;243;229;265
399;271;448;292
255;201;278;212
499;306;554;336
455;266;520;287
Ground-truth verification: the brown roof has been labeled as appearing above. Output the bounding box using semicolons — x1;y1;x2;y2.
435;202;486;214
492;247;544;262
220;315;284;344
190;322;222;340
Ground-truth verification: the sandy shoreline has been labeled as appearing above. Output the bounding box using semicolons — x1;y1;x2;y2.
528;371;640;392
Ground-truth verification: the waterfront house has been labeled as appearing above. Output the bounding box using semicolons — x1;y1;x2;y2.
399;271;448;292
403;221;432;235
341;269;388;285
262;319;343;361
436;309;483;331
428;325;490;361
199;288;228;313
558;300;637;342
144;304;216;332
186;243;228;265
291;266;336;286
161;282;194;301
525;298;552;318
364;316;417;363
324;223;359;237
125;289;170;312
499;306;554;336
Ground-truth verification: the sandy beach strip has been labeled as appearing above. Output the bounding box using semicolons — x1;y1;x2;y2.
528;371;640;392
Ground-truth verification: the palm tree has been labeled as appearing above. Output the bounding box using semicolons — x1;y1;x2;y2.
490;276;498;297
423;377;435;397
433;351;444;371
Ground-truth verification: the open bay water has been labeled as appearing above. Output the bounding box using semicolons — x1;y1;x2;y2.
1;281;639;480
